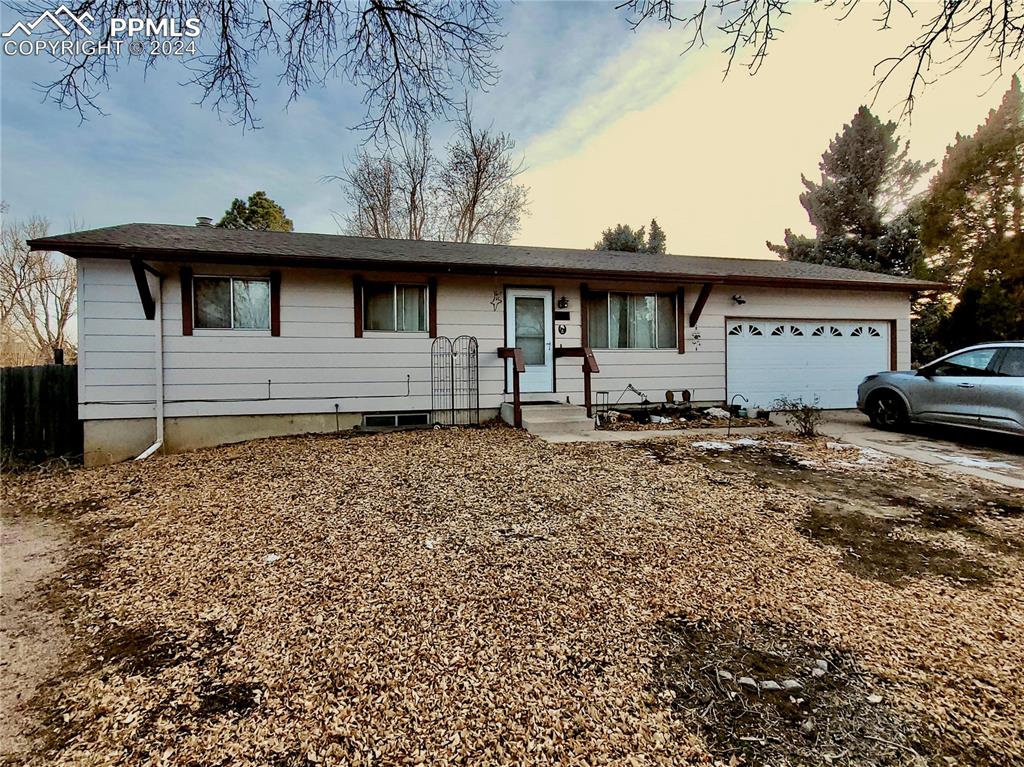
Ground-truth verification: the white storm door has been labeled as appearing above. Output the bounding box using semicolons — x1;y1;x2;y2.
505;288;553;393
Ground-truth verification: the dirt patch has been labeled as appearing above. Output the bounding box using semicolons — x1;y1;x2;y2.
796;507;995;586
0;515;72;764
653;617;919;765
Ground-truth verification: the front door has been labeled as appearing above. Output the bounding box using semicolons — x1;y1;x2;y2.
505;288;553;393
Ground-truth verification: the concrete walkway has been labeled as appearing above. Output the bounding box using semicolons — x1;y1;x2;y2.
816;410;1024;490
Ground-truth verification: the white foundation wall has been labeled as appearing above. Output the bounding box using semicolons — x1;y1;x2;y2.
77;257;912;423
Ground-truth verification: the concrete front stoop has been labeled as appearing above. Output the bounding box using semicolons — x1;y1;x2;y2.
500;402;595;437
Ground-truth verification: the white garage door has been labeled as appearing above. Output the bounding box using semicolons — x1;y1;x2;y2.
726;320;890;409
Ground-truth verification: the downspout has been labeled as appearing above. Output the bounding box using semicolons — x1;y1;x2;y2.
136;272;164;459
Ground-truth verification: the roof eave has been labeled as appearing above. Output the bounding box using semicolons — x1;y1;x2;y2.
28;239;945;292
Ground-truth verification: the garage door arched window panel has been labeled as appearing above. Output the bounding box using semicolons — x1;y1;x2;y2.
829;326;843;337
771;325;785;336
868;327;881;337
812;325;825;337
728;323;743;336
747;324;763;336
851;326;865;337
789;325;804;336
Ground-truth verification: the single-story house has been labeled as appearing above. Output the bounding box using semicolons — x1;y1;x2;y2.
30;222;940;465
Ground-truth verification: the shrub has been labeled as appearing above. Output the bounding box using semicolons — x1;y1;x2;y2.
772;396;824;438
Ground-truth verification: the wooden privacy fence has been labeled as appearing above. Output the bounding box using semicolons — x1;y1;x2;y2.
0;364;82;460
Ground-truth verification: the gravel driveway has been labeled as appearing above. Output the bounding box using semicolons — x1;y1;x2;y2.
2;427;1022;766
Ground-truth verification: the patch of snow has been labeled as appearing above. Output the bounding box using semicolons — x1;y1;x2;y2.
826;442;856;451
852;447;891;465
692;441;735;451
263;553;282;564
944;455;1015;470
732;438;760;446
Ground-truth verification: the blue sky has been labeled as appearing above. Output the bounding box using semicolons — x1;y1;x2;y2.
0;2;1002;257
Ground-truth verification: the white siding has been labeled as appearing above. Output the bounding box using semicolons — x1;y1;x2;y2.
77;258;912;420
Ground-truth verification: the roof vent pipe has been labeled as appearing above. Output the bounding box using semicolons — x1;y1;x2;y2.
195;216;213;227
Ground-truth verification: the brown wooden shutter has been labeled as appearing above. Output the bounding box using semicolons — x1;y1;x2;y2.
180;266;193;336
676;286;685;354
270;271;281;336
353;275;363;338
579;283;589;347
428;277;438;338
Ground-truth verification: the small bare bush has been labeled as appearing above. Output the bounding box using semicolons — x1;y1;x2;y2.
772;396;824;438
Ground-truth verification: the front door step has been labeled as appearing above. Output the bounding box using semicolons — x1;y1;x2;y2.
501;403;594;436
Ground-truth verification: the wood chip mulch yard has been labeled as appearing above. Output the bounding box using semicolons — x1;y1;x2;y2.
2;426;1023;766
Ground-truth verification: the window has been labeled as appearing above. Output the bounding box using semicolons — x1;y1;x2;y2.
790;326;804;336
771;325;785;336
931;348;998;376
586;292;675;349
364;284;428;332
996;348;1024;377
193;276;270;330
747;324;763;336
812;325;825;337
728;324;743;336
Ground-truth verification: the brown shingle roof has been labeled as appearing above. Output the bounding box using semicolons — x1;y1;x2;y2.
29;223;942;290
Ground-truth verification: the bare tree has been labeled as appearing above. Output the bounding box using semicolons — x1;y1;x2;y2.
338;152;403;238
0;206;77;365
336;116;527;244
435;111;529;244
617;0;1024;116
9;1;503;138
335;127;433;239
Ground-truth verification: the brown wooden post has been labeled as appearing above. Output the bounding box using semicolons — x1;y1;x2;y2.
428;277;438;338
512;365;522;427
676;286;686;354
353;275;363;338
270;270;281;336
180;266;193;335
689;283;713;328
579;282;589;347
583;366;592;417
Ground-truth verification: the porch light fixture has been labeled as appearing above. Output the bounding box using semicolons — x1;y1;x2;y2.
557;295;569;309
732;294;746;305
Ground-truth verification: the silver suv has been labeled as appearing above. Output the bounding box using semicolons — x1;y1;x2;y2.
858;342;1024;435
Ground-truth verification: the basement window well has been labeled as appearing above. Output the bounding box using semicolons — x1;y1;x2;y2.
362;412;431;429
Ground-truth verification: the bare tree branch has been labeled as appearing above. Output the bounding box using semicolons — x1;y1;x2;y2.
617;0;1024;116
9;0;503;137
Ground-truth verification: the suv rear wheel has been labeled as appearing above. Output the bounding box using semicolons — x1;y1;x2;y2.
867;390;908;430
